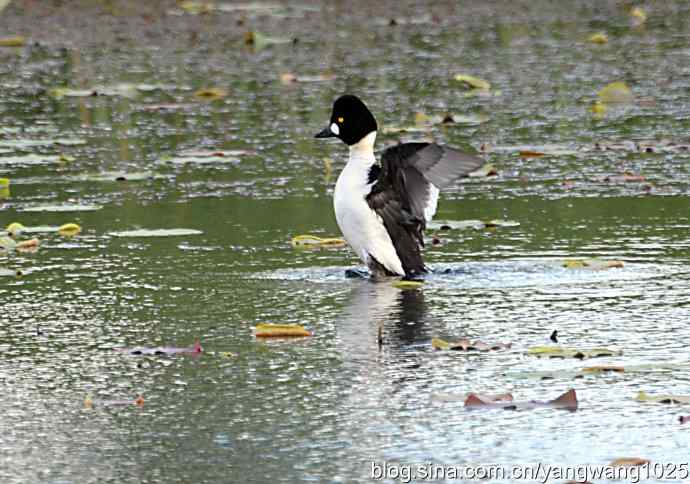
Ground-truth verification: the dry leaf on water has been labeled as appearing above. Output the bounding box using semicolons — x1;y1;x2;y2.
527;346;622;359
116;339;202;356
598;81;633;104
588;32;609;44
255;323;311;338
291;234;346;248
634;391;690;404
609;457;650;467
465;389;577;410
432;337;511;352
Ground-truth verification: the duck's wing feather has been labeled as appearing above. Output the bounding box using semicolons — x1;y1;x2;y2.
365;142;484;276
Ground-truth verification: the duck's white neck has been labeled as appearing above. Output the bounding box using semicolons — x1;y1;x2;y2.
348;131;377;166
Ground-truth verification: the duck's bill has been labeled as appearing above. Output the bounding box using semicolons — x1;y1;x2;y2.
314;126;336;138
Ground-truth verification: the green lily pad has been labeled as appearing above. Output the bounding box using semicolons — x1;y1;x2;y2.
19;203;103;212
527;346;622;359
109;228;203;238
0;236;17;251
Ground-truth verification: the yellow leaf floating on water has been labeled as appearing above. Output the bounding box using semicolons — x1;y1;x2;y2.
431;338;450;350
454;74;491;90
0;178;8;198
527;346;622;359
591;100;607;118
194;87;227;100
255;323;312;338
562;259;624;270
392;280;424;290
58;223;81;237
0;178;9;188
634;390;690;404
6;222;24;236
598;81;633;104
291;234;347;248
588;32;609;44
0;35;25;47
630;7;647;25
179;1;214;14
84;394;94;408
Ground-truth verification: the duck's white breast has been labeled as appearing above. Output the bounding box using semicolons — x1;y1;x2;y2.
333;134;404;275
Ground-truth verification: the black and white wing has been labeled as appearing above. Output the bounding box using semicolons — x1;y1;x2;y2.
366;142;484;276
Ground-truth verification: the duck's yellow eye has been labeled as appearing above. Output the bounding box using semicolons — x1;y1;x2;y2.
337;117;344;123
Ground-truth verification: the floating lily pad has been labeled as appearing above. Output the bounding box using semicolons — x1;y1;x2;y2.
0;236;17;251
527;346;622;359
20;203;103;212
634;391;690;404
109;228;203;238
255;323;311;338
291;234;346;248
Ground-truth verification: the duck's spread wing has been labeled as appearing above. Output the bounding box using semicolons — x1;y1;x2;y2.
365;142;484;276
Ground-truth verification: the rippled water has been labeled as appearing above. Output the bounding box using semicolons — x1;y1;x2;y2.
2;1;690;483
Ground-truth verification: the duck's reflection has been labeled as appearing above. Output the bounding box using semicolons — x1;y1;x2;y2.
334;280;430;364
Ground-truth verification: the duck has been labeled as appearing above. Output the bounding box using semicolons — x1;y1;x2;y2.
315;94;484;279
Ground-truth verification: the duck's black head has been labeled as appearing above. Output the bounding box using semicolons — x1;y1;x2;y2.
315;94;378;146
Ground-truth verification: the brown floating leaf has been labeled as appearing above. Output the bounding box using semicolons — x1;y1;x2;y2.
432;337;511;352
518;150;545;157
255;323;311;338
609;457;650;467
463;393;514;405
16;238;40;253
465;389;577;410
581;366;625;373
194;87;227;100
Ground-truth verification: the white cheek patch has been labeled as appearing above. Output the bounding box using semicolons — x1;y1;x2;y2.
330;122;340;136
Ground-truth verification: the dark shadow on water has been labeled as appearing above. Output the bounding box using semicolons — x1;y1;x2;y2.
335;281;431;364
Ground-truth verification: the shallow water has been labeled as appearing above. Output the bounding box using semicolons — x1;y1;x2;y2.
2;1;690;483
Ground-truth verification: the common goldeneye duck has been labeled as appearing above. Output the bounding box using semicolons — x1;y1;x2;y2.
315;94;484;279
